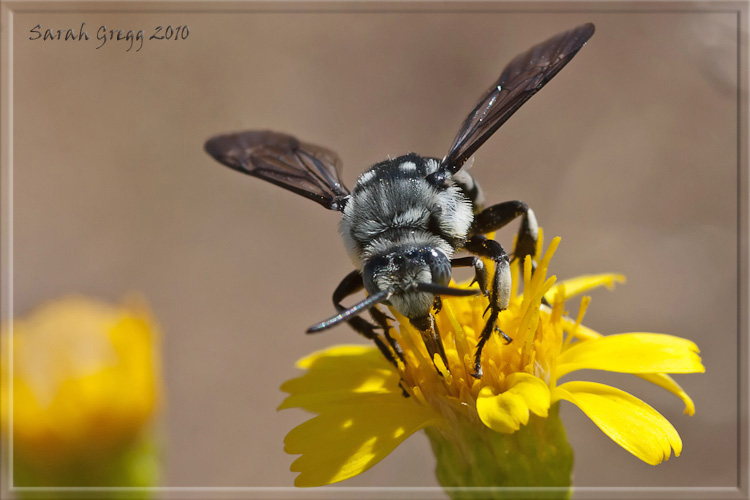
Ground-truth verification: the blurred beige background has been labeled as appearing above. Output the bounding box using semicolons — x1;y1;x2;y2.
5;3;741;495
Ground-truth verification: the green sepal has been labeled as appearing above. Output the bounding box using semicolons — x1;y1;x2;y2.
426;404;573;499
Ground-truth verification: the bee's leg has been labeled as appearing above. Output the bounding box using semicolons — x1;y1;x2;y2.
326;269;401;368
470;200;539;271
369;306;404;363
451;256;489;296
464;235;512;379
433;295;443;314
470;200;549;306
410;314;450;375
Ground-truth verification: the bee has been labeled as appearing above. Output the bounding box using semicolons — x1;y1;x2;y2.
205;23;595;378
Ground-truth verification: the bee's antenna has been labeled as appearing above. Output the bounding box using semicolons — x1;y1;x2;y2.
414;282;481;297
307;288;391;333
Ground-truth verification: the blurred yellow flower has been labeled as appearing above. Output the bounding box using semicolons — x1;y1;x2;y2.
280;235;704;488
1;296;162;487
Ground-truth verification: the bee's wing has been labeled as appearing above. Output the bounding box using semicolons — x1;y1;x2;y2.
439;23;595;176
205;130;350;211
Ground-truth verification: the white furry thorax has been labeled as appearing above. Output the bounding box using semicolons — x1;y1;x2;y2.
339;154;474;269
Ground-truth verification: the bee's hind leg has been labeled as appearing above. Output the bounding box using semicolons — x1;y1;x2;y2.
470;200;539;271
470;200;549;306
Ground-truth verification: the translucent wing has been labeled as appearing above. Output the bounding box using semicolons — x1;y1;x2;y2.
204;130;350;211
440;23;595;175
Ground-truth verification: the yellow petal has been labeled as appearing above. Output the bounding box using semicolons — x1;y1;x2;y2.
294;344;391;371
280;345;441;486
561;317;601;341
553;381;682;465
476;373;550;433
556;333;705;378
637;373;696;416
554;327;699;414
285;397;439;486
279;345;399;412
545;273;626;303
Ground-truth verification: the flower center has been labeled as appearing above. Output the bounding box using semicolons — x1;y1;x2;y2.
386;236;564;424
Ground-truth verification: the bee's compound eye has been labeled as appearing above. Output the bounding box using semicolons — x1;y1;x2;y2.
424;248;451;286
393;255;405;266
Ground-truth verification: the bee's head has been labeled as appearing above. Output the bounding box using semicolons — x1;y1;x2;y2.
363;246;452;319
307;246;477;334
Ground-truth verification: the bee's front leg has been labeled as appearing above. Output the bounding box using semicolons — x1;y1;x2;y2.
314;269;402;368
451;256;489;296
369;306;404;363
410;314;450;376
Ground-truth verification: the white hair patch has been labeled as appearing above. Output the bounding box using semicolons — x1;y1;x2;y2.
399;161;417;172
357;169;377;185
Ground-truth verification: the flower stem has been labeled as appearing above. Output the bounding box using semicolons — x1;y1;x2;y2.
425;404;573;499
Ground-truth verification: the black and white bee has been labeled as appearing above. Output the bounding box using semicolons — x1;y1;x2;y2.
205;23;595;378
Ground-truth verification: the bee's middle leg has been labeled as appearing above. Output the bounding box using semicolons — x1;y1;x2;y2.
464;235;512;379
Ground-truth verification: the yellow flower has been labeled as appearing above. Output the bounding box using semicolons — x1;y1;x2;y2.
280;234;704;487
1;296;162;486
